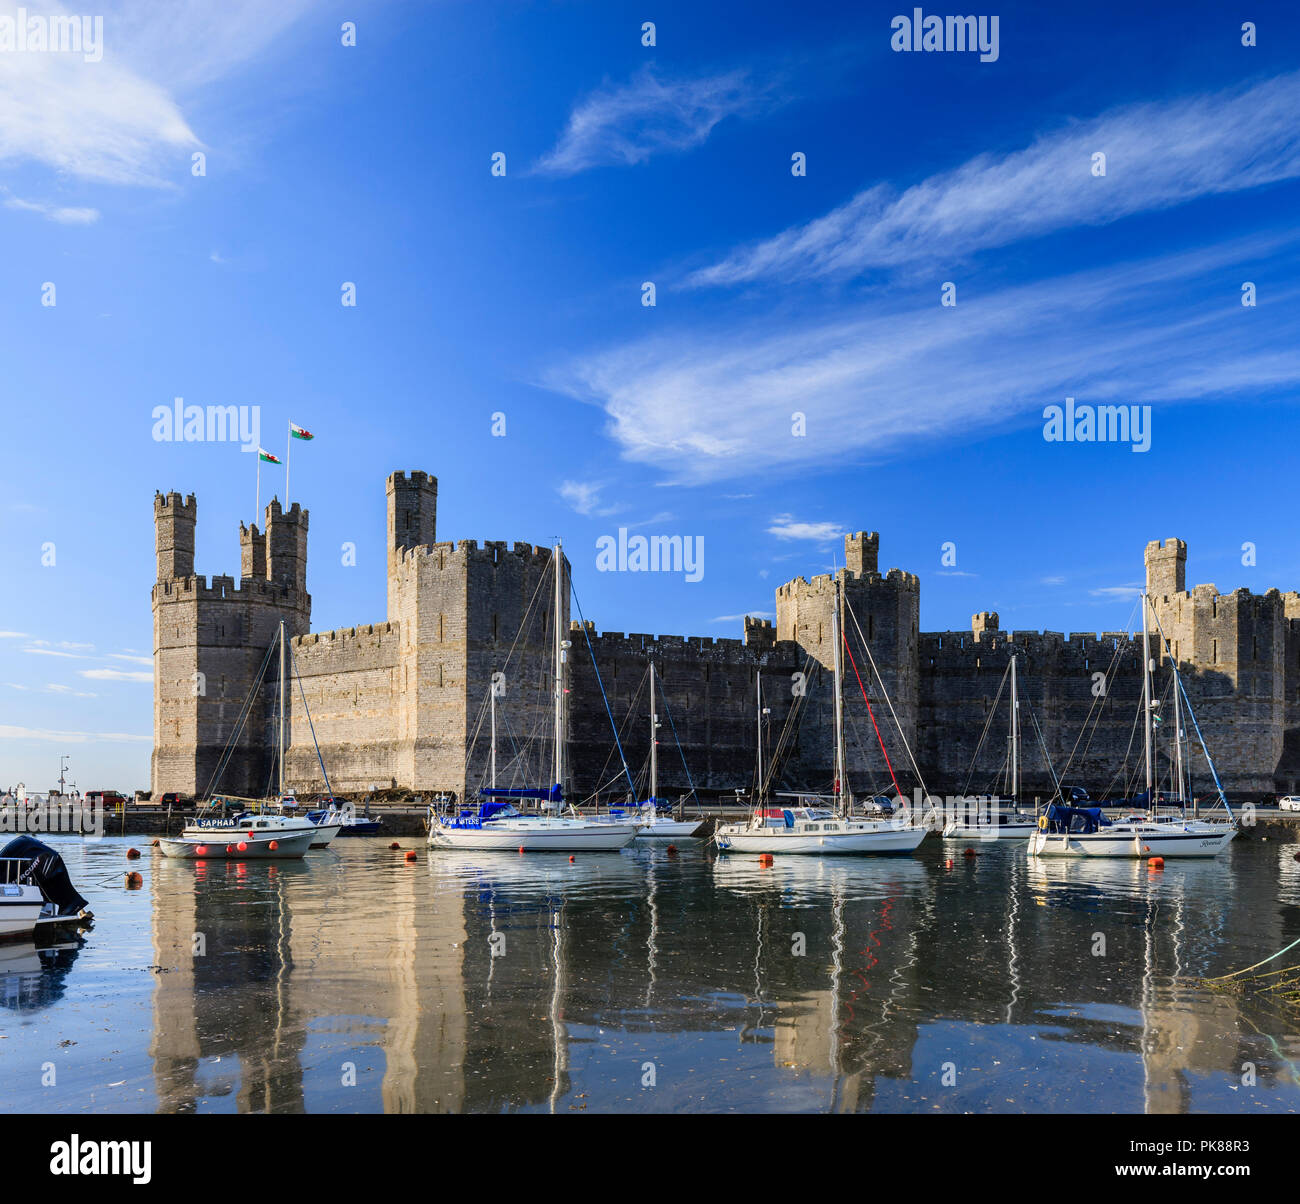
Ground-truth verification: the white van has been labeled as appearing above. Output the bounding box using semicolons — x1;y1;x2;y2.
1279;796;1300;812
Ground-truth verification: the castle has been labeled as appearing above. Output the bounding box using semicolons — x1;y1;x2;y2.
151;471;1300;803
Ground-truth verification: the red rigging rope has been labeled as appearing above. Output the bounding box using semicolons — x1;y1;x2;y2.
842;629;901;799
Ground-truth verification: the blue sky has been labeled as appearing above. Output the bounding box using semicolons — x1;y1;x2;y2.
1;0;1298;790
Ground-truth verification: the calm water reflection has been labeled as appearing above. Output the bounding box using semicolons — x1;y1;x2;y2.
2;836;1299;1113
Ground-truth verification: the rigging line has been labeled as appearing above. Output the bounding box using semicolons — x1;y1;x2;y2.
1022;688;1063;802
1052;602;1137;789
587;664;649;803
200;634;278;801
841;627;901;798
292;652;335;800
1147;606;1234;819
654;662;698;799
571;584;637;798
843;599;931;799
960;661;1010;798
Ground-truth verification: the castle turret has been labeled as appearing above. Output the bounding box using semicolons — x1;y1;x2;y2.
387;471;438;619
154;491;196;581
845;531;880;577
1145;538;1186;599
240;521;267;580
265;498;308;593
972;611;999;639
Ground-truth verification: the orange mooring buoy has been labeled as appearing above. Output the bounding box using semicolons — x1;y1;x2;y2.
568;855;575;863
944;858;955;869
405;850;417;861
758;853;774;866
125;871;143;889
963;846;977;858
126;847;141;859
1147;856;1165;869
151;839;160;848
389;842;401;850
666;844;678;856
518;846;525;854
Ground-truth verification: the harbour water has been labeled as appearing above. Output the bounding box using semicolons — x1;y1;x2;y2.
3;835;1299;1113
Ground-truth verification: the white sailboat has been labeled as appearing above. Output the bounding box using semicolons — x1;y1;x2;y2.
716;576;928;856
943;655;1039;841
1027;592;1236;859
633;660;706;840
165;620;342;858
428;541;638;852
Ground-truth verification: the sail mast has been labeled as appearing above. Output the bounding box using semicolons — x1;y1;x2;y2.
1141;592;1153;814
756;672;764;801
1010;654;1019;803
278;619;286;798
649;659;658;801
490;678;497;791
832;576;847;815
552;542;564;798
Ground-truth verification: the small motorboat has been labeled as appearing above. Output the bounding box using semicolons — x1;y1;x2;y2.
158;826;317;860
182;796;343;848
632;799;707;840
305;798;382;837
0;837;94;941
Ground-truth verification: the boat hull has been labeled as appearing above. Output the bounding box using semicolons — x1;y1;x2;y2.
716;825;927;855
942;822;1037;841
635;819;706;839
0;887;45;939
429;820;639;851
1026;826;1236;858
158;829;317;859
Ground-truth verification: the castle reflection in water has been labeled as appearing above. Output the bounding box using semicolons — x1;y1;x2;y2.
143;845;1300;1114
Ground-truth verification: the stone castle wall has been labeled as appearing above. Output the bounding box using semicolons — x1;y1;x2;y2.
151;476;1300;803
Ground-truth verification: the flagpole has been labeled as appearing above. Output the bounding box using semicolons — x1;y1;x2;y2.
255;452;261;527
285;420;292;508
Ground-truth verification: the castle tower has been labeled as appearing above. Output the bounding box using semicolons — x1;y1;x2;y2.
155;491;196;580
265;498;308;593
845;531;880;577
387;471;438;620
972;611;999;639
1145;538;1187;599
775;531;921;797
240;521;267;580
152;491;311;800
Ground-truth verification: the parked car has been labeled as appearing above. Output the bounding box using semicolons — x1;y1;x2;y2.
1279;796;1300;812
159;792;183;807
86;789;130;809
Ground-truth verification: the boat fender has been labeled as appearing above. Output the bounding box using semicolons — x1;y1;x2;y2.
225;844;235;855
237;842;248;853
268;841;279;851
195;845;208;857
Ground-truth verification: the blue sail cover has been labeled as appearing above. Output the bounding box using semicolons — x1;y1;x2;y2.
1045;804;1112;834
478;784;563;803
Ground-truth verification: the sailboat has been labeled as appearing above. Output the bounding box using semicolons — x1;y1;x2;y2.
428;542;639;851
943;654;1039;841
716;577;928;855
1027;592;1237;859
633;660;707;840
161;620;341;859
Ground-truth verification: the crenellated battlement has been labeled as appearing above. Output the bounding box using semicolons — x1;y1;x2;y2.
152;477;1300;801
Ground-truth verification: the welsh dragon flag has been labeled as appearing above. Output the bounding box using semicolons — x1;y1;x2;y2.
258;448;281;464
290;423;314;441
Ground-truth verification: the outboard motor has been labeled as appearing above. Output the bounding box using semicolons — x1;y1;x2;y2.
0;836;91;917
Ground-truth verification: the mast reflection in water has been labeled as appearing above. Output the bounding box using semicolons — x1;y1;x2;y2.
1;837;1298;1113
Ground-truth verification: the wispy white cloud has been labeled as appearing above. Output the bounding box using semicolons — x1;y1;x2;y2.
558;479;621;517
2;191;99;223
79;668;152;682
550;233;1300;484
109;653;152;666
23;647;86;659
711;610;774;623
767;515;843;542
0;724;149;744
0;0;317;189
1089;584;1143;599
689;71;1300;287
534;66;770;177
